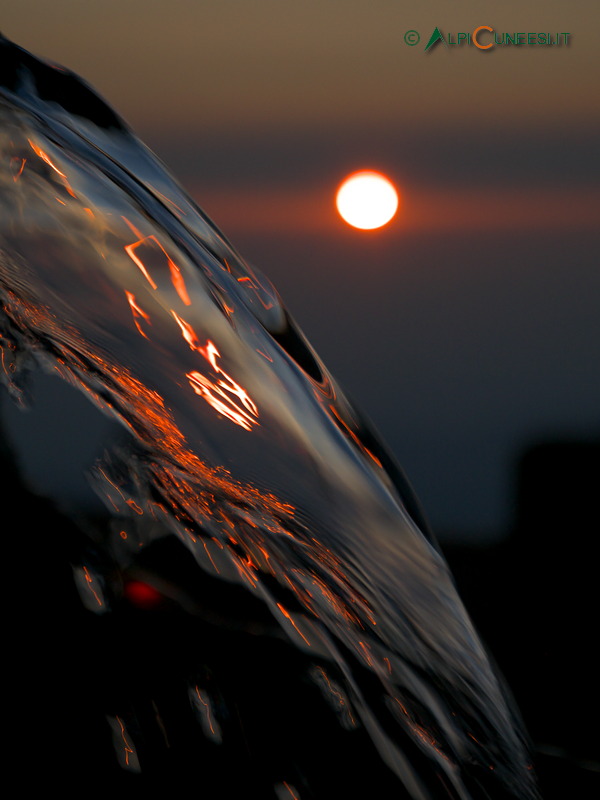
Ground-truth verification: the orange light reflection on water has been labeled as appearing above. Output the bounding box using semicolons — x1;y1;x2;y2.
187;339;259;432
115;717;135;767
171;310;259;431
11;156;26;181
125;290;151;339
124;234;191;304
28;139;76;197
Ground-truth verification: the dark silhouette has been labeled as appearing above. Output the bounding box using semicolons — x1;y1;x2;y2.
444;439;600;798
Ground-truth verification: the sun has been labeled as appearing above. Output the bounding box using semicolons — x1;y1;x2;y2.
336;171;399;230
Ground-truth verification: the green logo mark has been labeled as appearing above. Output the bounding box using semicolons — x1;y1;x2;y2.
424;27;445;52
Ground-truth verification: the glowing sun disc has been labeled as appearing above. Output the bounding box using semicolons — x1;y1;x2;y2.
336;171;399;230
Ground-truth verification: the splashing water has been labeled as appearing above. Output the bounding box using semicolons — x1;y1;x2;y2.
0;36;538;798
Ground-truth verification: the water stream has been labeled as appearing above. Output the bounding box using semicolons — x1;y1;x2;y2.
0;35;538;798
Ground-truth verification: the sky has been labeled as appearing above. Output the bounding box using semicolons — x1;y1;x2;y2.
2;0;599;541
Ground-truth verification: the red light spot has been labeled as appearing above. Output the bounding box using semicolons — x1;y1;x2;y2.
124;580;164;609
